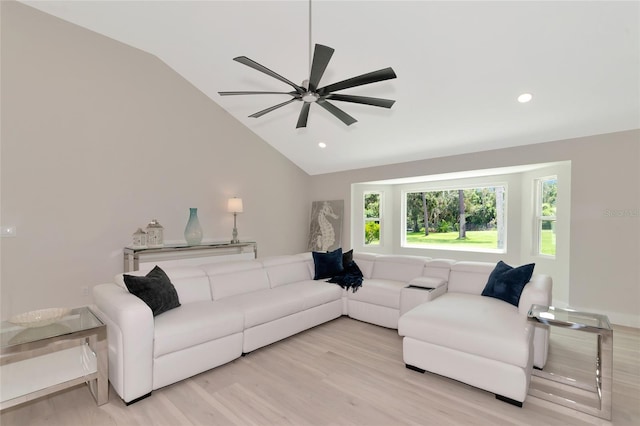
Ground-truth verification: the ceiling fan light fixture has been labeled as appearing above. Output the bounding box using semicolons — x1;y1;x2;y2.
302;92;319;103
318;142;327;148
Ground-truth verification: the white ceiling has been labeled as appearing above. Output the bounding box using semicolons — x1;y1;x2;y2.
22;1;640;175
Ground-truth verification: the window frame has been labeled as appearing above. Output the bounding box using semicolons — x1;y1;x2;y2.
534;176;557;258
401;183;507;254
363;190;383;246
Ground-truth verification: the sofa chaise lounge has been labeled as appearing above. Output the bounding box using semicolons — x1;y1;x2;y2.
398;261;552;405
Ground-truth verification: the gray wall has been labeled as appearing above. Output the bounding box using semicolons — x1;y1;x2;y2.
2;2;639;327
0;2;311;318
309;130;640;327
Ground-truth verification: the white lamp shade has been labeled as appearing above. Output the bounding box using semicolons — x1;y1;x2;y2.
227;197;243;213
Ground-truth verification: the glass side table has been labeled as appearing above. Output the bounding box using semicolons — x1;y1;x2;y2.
527;304;613;420
0;307;108;410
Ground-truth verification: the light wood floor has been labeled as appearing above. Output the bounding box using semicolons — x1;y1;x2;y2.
1;316;638;425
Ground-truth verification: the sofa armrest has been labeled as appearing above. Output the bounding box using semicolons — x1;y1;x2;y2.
408;276;447;289
518;274;553;368
518;274;552;316
400;284;448;316
92;283;155;403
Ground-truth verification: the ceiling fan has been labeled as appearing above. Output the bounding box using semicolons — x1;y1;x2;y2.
218;44;397;128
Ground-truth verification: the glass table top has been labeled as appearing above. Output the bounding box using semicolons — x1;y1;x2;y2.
1;307;103;349
528;304;612;331
124;241;257;253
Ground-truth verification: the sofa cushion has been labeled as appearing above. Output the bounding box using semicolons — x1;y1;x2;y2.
261;255;313;288
294;252;317;279
215;287;304;328
153;301;244;357
371;255;429;282
347;278;407;309
278;280;344;310
123;266;181;316
162;267;212;304
116;267;212;304
482;261;535;307
200;259;263;276
398;293;532;368
352;252;377;279
448;261;496;294
423;259;455;281
312;248;343;280
202;261;270;300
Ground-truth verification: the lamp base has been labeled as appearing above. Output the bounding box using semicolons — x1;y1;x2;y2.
231;218;239;244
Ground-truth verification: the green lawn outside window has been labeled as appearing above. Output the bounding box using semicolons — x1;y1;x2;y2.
405;230;556;255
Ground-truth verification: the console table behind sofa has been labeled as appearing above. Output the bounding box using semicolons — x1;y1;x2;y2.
123;242;257;272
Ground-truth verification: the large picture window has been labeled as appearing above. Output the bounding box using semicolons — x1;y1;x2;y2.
404;186;506;251
364;192;381;245
535;177;557;257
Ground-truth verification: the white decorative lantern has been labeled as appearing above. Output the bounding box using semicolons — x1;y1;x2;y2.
132;228;147;249
146;219;164;248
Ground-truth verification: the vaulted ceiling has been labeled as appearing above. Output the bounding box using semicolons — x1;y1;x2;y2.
22;1;640;175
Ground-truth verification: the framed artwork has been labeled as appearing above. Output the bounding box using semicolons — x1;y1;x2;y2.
308;200;344;252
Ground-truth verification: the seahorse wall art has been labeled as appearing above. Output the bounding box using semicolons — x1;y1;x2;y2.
307;200;344;252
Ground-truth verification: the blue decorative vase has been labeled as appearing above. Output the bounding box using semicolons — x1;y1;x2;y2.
184;208;203;246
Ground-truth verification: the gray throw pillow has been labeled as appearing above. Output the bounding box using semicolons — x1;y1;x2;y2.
123;265;181;316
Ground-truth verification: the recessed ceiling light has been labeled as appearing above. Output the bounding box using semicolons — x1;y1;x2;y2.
517;93;533;103
318;142;327;148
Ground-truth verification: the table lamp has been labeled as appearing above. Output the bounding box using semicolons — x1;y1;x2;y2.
227;197;243;244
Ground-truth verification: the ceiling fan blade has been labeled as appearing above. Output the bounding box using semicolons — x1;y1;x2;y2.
233;56;305;94
296;103;311;129
325;94;395;108
316;100;357;126
308;44;334;92
249;98;297;118
219;91;298;96
318;67;397;95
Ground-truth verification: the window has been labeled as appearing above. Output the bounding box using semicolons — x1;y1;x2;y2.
364;192;381;245
404;186;506;252
535;177;557;257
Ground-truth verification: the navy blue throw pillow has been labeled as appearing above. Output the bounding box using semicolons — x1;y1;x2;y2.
123;265;181;316
342;249;353;266
481;261;535;307
312;248;344;280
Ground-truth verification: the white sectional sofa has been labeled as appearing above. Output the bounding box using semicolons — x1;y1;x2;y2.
92;251;552;406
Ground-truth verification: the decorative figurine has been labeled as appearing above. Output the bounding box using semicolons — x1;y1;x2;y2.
132;228;147;249
146;219;164;248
